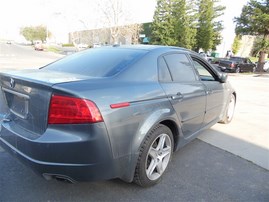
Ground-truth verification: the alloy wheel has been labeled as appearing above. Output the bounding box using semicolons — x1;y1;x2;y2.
145;133;172;181
227;95;235;122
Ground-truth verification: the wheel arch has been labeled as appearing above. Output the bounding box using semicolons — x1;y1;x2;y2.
159;119;180;151
232;91;237;102
120;111;182;183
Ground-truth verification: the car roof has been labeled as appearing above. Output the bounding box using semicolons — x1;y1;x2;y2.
107;44;190;52
102;45;200;58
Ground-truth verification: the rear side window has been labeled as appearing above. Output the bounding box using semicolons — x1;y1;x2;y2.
42;48;147;77
158;57;172;82
164;54;196;82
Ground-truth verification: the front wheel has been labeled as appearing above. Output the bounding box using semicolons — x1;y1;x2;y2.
134;124;174;187
219;94;236;124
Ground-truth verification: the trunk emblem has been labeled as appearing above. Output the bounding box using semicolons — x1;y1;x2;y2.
10;78;15;88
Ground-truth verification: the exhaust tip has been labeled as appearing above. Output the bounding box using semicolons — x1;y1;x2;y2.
42;173;76;183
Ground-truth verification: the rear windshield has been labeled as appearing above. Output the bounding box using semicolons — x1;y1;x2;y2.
42;47;147;77
229;57;243;62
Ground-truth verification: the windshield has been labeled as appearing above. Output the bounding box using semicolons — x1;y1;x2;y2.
42;48;147;77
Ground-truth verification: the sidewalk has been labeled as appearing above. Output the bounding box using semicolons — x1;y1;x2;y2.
199;74;269;170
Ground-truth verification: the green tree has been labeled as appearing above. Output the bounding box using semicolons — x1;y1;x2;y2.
174;0;197;49
232;35;241;55
235;0;269;72
151;0;178;46
252;36;269;57
196;0;225;52
20;25;50;44
212;21;223;51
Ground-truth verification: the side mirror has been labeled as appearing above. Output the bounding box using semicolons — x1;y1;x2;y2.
218;72;228;83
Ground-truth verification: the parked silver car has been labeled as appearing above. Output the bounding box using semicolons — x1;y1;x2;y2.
0;45;236;187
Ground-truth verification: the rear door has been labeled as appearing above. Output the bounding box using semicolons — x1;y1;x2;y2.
190;56;227;126
159;53;206;138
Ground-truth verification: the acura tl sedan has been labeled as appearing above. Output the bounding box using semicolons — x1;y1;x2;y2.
0;45;236;187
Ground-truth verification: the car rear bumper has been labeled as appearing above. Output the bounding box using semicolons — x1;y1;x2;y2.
0;122;117;182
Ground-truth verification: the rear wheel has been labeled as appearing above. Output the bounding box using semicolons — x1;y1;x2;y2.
235;66;240;73
134;124;174;187
220;94;236;124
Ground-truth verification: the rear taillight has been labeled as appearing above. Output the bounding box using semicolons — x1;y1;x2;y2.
230;63;235;68
48;94;103;124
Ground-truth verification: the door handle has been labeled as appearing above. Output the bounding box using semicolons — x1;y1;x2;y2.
171;92;184;100
2;118;11;123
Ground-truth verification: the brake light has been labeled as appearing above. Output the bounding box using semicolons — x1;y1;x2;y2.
230;63;235;68
48;94;103;124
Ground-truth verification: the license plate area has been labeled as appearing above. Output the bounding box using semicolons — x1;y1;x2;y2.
2;87;29;119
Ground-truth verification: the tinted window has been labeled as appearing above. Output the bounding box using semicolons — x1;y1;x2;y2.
42;48;147;77
158;57;172;82
229;57;243;62
164;54;196;82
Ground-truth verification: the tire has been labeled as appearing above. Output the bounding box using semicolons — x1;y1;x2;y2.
235;67;240;73
219;94;236;124
134;124;174;187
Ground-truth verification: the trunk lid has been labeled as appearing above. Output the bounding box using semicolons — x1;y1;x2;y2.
0;69;90;138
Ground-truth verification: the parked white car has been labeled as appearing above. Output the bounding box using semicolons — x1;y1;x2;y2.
263;61;269;72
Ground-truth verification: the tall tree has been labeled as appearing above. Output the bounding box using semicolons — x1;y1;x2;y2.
235;0;269;72
173;0;197;49
196;0;225;52
98;0;140;44
151;0;177;46
251;36;269;57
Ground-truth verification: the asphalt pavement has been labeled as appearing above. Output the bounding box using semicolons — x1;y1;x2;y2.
0;42;63;70
0;42;268;201
0;139;268;202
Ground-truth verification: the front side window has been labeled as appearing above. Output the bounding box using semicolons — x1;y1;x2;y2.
164;54;196;82
192;58;216;81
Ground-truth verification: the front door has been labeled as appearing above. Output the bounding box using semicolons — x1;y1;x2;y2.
158;53;206;138
190;56;227;126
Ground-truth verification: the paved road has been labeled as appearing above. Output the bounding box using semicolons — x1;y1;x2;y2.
0;42;63;70
0;42;269;201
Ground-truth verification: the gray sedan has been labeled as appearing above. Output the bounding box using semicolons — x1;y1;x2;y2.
0;45;236;187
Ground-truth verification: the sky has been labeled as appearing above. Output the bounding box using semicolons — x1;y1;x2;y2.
216;0;249;56
0;0;249;55
0;0;156;40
